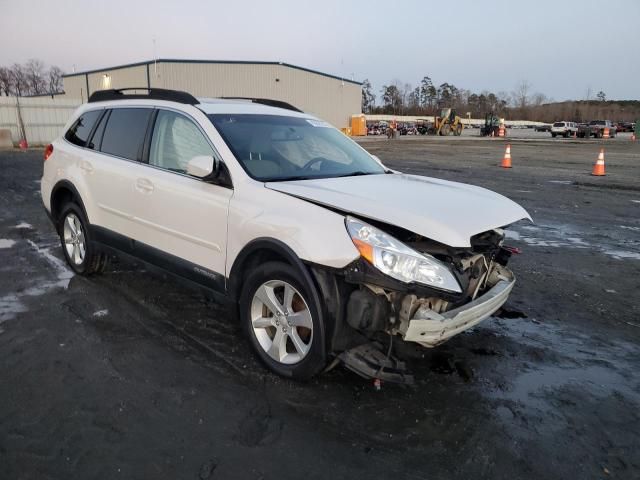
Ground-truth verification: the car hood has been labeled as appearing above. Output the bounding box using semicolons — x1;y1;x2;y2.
266;173;531;247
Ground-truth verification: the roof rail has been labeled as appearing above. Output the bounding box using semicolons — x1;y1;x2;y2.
221;97;303;113
88;88;199;105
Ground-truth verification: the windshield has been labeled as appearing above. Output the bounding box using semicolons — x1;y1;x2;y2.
553;122;565;127
589;120;605;126
207;114;386;181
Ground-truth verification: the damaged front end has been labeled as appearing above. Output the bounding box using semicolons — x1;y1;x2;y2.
308;219;523;383
330;223;518;350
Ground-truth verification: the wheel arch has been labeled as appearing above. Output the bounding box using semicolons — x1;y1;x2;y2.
50;180;89;226
228;237;315;302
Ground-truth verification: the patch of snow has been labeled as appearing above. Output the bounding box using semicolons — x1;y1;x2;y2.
548;180;573;185
505;230;521;240
93;309;109;318
0;294;28;324
26;240;73;284
0;239;16;249
14;222;33;229
602;250;640;261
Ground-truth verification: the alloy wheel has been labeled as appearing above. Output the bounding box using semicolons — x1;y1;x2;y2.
250;280;313;365
63;212;86;266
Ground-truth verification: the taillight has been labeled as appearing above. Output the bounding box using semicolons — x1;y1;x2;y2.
44;144;53;161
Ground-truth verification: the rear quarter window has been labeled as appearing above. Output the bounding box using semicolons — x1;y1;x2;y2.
65;110;102;147
100;108;153;161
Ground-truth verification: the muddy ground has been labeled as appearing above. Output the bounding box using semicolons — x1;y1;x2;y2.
1;135;639;479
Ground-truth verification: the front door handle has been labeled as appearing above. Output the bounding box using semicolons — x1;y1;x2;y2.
135;178;154;194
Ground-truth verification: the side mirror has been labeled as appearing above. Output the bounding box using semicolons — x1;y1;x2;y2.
187;155;219;181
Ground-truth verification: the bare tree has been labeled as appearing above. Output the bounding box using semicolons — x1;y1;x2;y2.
25;59;46;95
47;66;64;94
513;80;531;110
596;90;606;102
0;67;11;96
531;92;547;106
9;64;28;96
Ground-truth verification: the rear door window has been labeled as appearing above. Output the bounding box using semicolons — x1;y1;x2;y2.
65;110;102;147
100;108;153;161
86;111;109;151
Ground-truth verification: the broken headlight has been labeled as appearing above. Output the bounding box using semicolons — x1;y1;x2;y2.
345;216;461;293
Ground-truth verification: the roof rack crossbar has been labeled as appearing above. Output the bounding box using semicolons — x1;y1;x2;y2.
88;88;199;105
221;97;303;113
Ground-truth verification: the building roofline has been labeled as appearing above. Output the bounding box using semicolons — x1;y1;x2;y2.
62;59;362;85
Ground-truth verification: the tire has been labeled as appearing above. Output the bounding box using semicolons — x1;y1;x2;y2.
239;261;326;380
552;133;557;138
564;132;569;138
57;203;107;275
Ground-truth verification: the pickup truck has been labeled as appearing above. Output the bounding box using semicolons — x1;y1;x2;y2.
577;120;617;138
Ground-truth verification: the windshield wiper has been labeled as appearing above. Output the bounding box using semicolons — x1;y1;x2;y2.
332;171;381;178
266;171;382;182
265;175;317;182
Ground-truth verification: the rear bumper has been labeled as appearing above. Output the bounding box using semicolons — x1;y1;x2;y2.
403;272;515;347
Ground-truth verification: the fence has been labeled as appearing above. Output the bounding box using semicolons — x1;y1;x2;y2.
0;96;82;147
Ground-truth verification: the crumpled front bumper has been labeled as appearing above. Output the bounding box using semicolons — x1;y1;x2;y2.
402;272;515;348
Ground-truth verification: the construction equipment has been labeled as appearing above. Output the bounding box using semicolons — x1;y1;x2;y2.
480;112;501;137
431;108;464;136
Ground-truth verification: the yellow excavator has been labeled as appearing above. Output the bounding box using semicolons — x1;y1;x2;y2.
430;108;464;136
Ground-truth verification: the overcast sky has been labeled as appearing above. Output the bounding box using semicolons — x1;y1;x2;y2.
1;0;638;101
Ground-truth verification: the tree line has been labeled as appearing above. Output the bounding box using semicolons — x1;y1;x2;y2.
360;77;635;122
0;60;64;97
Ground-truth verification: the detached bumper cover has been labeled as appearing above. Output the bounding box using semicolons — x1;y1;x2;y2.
403;274;515;347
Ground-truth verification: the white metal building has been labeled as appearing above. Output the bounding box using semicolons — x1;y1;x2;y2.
62;59;362;128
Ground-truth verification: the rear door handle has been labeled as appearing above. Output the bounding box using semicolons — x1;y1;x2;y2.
135;178;154;193
80;160;94;173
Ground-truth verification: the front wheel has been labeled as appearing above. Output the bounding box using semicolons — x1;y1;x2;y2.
239;261;326;380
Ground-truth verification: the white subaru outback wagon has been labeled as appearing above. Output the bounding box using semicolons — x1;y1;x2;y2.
41;88;530;380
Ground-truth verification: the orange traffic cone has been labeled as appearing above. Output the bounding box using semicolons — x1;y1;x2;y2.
501;144;512;168
632;133;637;141
591;148;606;176
573;131;577;139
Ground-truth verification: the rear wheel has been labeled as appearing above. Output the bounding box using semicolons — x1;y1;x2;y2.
552;133;557;138
239;261;326;380
57;203;107;275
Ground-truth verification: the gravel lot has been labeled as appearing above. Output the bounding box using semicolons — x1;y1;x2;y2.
1;134;639;479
